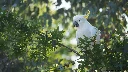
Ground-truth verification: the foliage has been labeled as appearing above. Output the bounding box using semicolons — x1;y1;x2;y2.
0;0;128;72
0;11;70;72
78;34;128;71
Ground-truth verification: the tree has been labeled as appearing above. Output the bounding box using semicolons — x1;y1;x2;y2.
0;0;128;71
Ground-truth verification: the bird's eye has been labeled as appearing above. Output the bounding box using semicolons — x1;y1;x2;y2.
79;20;80;22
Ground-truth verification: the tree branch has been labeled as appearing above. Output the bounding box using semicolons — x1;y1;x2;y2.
58;43;81;56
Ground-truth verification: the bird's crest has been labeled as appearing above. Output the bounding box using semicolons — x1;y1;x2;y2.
84;10;90;19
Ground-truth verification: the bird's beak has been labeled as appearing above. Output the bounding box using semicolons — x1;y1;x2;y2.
73;21;79;27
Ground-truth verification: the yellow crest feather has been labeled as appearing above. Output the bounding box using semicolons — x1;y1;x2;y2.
84;10;90;19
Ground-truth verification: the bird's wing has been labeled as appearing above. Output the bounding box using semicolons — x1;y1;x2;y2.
91;27;101;44
90;27;97;36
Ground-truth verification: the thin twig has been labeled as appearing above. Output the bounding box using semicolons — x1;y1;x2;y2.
58;43;81;56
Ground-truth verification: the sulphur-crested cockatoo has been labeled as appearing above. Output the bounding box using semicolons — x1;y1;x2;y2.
73;11;101;44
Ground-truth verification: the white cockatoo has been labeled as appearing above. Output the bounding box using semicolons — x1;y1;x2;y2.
73;11;101;44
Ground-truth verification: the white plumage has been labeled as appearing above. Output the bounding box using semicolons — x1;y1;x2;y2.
73;13;101;44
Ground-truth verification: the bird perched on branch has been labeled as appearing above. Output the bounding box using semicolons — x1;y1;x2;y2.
73;10;101;45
